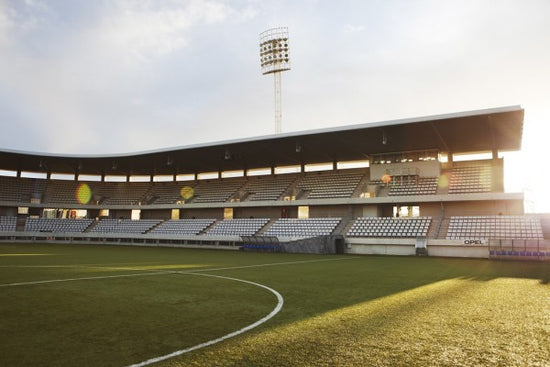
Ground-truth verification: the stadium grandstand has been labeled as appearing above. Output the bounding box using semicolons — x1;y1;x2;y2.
0;105;548;260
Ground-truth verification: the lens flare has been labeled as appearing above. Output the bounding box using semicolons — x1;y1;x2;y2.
76;183;92;204
381;174;392;184
180;186;194;200
437;174;449;189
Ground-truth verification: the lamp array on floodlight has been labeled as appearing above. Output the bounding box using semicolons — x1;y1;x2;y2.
260;27;290;75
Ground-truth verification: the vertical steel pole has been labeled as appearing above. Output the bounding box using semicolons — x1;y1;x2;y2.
274;71;282;133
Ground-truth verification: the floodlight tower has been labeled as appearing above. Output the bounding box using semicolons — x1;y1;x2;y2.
260;27;290;133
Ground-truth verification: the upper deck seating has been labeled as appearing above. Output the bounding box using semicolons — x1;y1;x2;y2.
89;219;161;234
149;218;216;235
446;216;543;240
146;181;187;204
0;216;16;231
0;177;46;203
296;172;364;199
24;218;94;233
388;176;437;196
205;218;270;236
192;178;246;203
43;180;85;204
387;176;438;196
97;182;151;205
263;217;341;238
448;163;492;194
243;175;297;201
347;217;432;238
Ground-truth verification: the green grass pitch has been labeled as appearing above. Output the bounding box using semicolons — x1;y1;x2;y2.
0;243;548;367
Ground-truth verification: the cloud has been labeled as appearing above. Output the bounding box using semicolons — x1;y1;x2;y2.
95;0;232;62
343;24;365;34
0;0;47;48
0;0;262;153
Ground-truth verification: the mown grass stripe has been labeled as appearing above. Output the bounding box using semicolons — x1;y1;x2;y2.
0;257;357;288
0;271;175;287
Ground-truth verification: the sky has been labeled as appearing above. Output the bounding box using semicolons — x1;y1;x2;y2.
0;0;549;211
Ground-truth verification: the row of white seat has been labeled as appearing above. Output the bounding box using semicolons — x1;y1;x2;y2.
448;165;492;194
0;216;17;231
348;217;432;238
3;215;543;240
264;218;341;238
446;216;544;240
24;218;94;232
89;219;162;234
206;218;270;236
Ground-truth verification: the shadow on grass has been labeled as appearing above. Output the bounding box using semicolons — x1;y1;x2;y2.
169;256;550;366
2;244;548;366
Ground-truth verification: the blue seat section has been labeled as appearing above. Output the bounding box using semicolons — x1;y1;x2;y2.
491;250;549;258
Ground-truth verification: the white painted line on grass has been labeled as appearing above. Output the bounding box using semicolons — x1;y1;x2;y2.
127;272;284;367
0;257;359;288
0;271;174;288
1;257;357;364
185;256;358;273
0;264;155;271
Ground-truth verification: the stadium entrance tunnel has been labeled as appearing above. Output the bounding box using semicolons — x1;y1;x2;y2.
239;235;345;254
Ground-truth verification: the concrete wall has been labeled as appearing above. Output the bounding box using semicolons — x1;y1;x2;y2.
418;202;443;218
109;209;132;219
359;205;380;217
347;243;416;256
141;209;172;220
234;206;281;219
346;238;489;258
427;239;489;258
346;237;416;256
309;205;351;218
181;208;223;219
0;206;17;217
442;199;524;216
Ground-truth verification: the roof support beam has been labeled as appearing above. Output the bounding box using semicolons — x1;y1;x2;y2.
429;122;450;152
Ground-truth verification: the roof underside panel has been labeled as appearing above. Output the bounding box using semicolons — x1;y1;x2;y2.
0;106;523;176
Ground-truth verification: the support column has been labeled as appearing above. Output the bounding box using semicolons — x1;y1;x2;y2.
274;72;282;133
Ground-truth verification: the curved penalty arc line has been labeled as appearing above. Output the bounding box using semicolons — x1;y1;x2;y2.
127;272;284;367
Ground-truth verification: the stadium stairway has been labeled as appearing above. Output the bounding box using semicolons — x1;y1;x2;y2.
331;215;352;235
540;216;550;239
351;174;372;198
434;218;450;239
435;170;451;195
277;176;302;201
341;218;357;237
431;204;447;239
145;221;164;234
376;185;390;197
255;218;276;236
84;220;100;233
16;217;26;232
231;188;248;202
197;220;219;235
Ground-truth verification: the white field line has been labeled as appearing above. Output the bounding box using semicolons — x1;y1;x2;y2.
127;272;284;367
183;256;357;274
0;257;358;287
0;261;170;268
0;257;355;365
0;271;174;287
0;264;158;271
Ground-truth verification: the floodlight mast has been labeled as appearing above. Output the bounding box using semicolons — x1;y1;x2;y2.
260;27;290;134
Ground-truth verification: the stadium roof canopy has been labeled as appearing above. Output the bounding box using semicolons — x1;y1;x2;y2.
0;105;523;177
